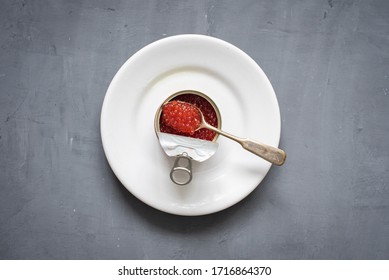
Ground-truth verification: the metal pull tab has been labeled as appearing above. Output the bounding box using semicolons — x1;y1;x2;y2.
170;153;192;185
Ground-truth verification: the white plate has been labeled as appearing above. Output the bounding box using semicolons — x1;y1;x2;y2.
101;34;281;216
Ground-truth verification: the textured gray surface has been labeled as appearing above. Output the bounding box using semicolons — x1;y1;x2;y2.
0;0;388;259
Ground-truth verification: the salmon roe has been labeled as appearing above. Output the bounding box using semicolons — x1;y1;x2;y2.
159;93;218;141
161;100;201;135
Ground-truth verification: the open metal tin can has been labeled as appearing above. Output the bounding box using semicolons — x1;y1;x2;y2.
154;90;222;185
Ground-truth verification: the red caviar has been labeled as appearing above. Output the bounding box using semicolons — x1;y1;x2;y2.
159;93;218;141
161;100;201;135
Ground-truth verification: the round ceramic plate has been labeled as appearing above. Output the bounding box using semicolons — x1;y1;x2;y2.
101;34;281;216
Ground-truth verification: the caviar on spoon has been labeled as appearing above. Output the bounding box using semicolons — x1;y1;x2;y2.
161;100;286;166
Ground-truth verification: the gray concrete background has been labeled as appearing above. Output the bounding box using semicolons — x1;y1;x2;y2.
0;0;388;259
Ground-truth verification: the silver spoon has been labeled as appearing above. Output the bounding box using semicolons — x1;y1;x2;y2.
169;101;286;166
